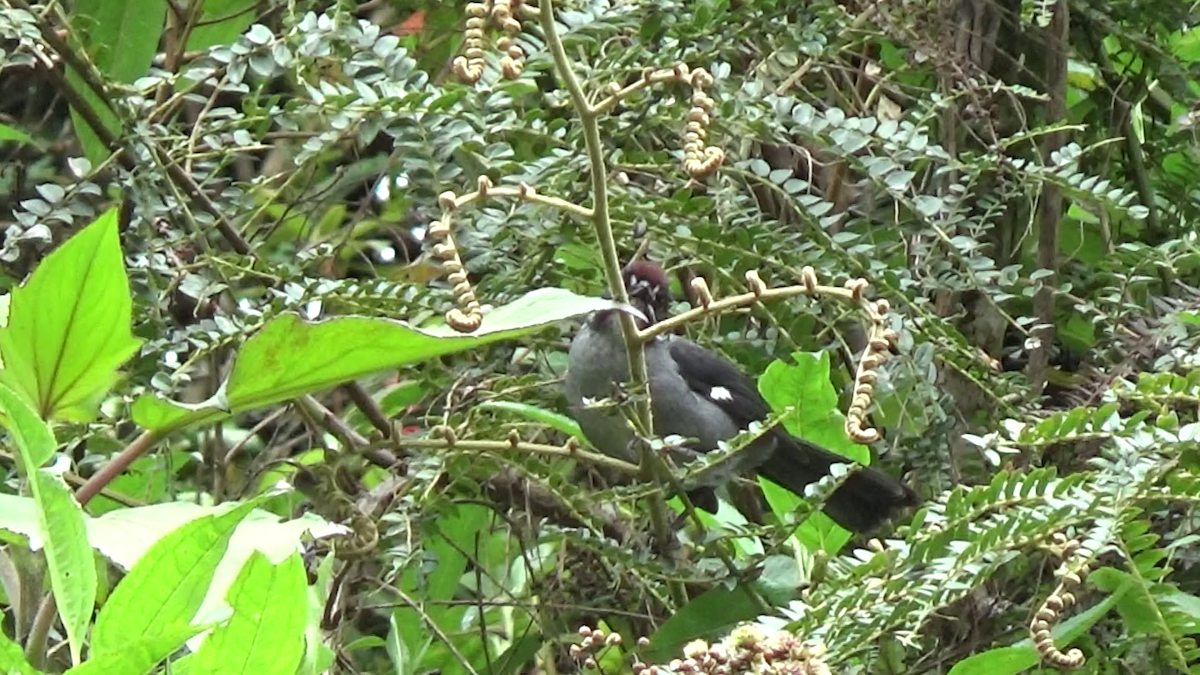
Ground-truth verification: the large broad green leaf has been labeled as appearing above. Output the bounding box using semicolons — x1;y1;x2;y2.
0;495;344;658
191;552;307;675
29;473;95;667
91;500;260;656
67;0;168;165
0;384;95;666
1088;566;1177;635
132;288;618;435
0;383;56;471
64;623;208;675
0;209;142;421
757;351;866;553
94;502;345;653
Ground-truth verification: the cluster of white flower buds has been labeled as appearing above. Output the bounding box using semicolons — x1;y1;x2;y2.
569;624;832;675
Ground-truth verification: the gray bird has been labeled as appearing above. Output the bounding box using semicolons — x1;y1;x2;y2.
564;261;917;532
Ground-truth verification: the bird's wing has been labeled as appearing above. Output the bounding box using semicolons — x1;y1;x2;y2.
665;337;773;425
666;337;918;531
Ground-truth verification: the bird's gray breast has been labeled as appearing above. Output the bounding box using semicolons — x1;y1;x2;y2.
564;318;740;469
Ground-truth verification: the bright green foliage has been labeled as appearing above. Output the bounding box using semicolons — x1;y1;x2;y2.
132;288;620;435
0;384;95;666
91;500;260;656
0;209;142;422
190;551;307;675
2;0;1200;673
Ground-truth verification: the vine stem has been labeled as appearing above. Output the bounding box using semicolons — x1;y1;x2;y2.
536;0;682;602
636;282;875;344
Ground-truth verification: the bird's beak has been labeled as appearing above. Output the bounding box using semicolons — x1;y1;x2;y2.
615;302;648;324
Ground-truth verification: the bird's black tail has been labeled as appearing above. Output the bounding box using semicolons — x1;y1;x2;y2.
756;434;918;533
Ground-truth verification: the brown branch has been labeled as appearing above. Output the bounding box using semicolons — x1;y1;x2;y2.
11;0;266;268
10;0;121;121
1026;0;1068;397
76;431;159;507
483;467;637;544
295;395;399;469
341;382;393;438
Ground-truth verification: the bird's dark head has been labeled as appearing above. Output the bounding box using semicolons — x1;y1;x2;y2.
623;260;672;326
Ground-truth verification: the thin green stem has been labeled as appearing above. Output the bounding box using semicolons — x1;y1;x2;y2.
537;0;681;602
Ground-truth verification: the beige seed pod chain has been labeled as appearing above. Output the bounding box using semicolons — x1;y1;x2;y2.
452;0;529;83
1029;532;1091;670
452;1;489;83
682;67;725;180
431;183;487;332
492;0;527;79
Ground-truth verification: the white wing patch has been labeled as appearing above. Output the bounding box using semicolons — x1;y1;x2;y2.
708;386;733;402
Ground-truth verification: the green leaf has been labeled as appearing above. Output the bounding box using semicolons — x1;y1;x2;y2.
387;610;416;675
758;353;850;450
757;352;867;551
476;400;584;439
30;472;95;666
948;571;1132;674
912;195;944;217
0;381;57;470
191;552;307;675
67;0;168;164
64;623;208;675
389;503;491;669
0;209;143;421
0;384;95;665
884;169;915;191
0;124;40;148
185;0;258;51
1089;566;1161;634
0;495;343;651
132;288;618;435
299;554;337;675
427;503;489;602
0;610;43;675
491;633;543;675
644;585;764;661
945;646;1037;675
91;500;261;656
1162;587;1200;621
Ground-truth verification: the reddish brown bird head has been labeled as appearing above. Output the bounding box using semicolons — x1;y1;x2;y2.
622;261;672;326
